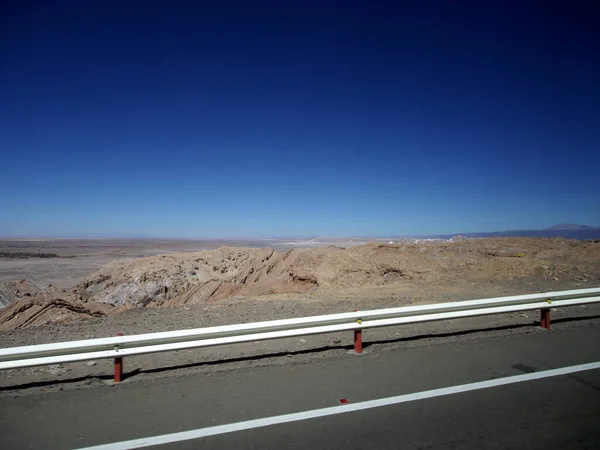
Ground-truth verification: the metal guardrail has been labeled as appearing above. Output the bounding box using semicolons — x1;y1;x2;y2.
1;287;599;381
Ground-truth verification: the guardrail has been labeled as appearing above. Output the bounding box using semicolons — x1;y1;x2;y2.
1;287;599;382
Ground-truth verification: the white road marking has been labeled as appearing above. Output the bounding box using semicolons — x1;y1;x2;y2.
77;361;600;450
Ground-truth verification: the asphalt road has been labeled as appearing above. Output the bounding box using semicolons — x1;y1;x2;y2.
1;320;599;449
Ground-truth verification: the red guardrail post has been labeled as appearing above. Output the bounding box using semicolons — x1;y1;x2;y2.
354;329;362;353
114;332;123;382
540;308;550;330
354;310;363;354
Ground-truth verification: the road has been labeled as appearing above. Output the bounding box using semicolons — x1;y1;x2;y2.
1;319;599;449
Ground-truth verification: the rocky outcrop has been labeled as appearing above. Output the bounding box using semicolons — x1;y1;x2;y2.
0;297;118;331
1;239;599;330
60;240;600;308
0;280;45;308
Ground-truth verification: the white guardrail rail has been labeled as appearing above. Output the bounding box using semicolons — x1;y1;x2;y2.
1;287;599;381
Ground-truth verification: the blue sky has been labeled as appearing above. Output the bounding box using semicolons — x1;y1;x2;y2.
1;1;599;238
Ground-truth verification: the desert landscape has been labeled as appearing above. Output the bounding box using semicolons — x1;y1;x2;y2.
1;237;599;333
1;236;600;394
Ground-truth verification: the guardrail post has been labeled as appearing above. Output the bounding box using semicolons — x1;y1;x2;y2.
114;332;123;382
354;330;362;353
354;310;363;354
540;308;550;330
354;329;362;354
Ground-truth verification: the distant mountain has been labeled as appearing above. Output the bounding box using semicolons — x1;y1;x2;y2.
419;225;600;241
544;224;598;231
396;224;599;241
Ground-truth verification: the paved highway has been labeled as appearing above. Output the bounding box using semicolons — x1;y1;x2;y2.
1;319;599;449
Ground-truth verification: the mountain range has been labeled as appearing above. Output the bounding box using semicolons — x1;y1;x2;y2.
422;224;600;240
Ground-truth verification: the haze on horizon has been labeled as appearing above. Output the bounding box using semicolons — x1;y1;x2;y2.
1;1;599;239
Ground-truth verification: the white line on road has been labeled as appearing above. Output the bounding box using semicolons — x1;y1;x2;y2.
77;361;600;450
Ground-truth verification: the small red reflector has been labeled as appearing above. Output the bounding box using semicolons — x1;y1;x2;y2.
339;398;349;404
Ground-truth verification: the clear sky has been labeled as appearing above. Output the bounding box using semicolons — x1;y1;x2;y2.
1;1;599;238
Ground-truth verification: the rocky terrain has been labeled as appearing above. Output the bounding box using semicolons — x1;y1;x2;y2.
1;237;599;332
